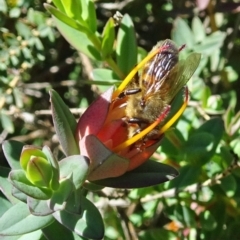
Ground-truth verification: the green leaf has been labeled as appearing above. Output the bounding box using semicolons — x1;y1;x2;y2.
50;90;79;156
9;170;52;200
0;202;54;236
184;132;215;164
92;160;178;188
42;146;60;191
42;219;86;240
0;110;14;133
12;187;27;203
2;140;24;170
169;165;201;189
45;4;101;60
0;167;20;204
52;0;65;13
60;0;82;21
0;193;12;216
174;205;196;227
116;14;137;75
48;178;73;212
172;17;195;49
192;16;206;43
101;18;115;59
80;0;97;32
26;156;52;188
220;175;237;197
0;230;43;240
199;210;217;231
59;155;89;190
20;147;47;172
27;198;53;216
193;31;226;55
53;194;104;239
44;4;86;31
91;68;120;92
0;0;7;13
139;228;177;240
184;118;224;165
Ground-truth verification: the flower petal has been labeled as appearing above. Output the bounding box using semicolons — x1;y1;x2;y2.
80;135;129;181
77;87;114;139
127;138;163;171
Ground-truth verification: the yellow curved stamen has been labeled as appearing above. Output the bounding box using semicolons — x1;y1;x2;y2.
113;106;170;152
113;88;189;152
112;47;164;100
159;88;189;134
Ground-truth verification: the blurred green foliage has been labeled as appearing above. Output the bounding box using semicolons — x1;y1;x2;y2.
0;0;240;239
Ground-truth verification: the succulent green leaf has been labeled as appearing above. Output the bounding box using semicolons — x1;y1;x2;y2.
50;89;79;156
199;210;217;231
0;167;19;204
12;186;28;203
2;140;24;170
0;202;54;236
0;230;43;239
59;0;82;21
116;14;137;75
42;218;85;240
184;132;215;165
168;165;201;189
42;146;60;191
174;204;196;227
0;110;14;133
101;18;115;59
172;17;195;49
59;155;89;189
80;0;97;32
48;178;73;212
53;194;104;239
52;0;65;13
26;156;52;188
27;198;53;216
220;175;237;197
192;16;206;43
92;160;178;188
46;5;101;60
20;146;47;172
9;170;52;200
91;68;120;81
44;4;87;31
0;194;12;216
193;31;226;55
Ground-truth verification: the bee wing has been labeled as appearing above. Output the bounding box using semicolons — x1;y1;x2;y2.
163;52;201;103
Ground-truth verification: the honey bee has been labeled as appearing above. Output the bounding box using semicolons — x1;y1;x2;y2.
120;39;201;142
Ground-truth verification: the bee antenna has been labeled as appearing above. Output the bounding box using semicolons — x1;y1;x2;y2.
178;44;186;52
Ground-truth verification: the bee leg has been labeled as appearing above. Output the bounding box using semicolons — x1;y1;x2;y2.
118;88;141;99
127;117;148;125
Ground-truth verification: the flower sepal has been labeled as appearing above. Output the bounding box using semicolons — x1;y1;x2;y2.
80;134;130;181
50;89;79;156
91;159;179;188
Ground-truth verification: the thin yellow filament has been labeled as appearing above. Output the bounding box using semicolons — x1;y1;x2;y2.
159;89;189;134
113;106;170;152
112;47;162;100
113;88;189;152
